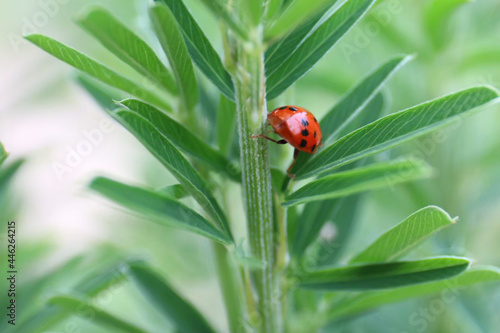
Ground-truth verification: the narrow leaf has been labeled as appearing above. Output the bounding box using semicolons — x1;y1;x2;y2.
48;295;147;333
111;110;232;241
289;91;385;182
265;11;324;77
337;92;384;138
150;3;198;112
25;34;173;112
351;206;457;264
159;0;235;100
327;266;500;322
266;0;376;100
284;159;433;207
118;99;240;182
89;177;232;245
77;7;177;94
290;155;372;259
321;55;412;143
126;261;217;333
17;262;127;333
297;257;470;290
296;86;500;178
266;0;338;40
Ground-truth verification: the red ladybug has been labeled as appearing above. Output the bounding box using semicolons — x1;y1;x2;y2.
252;106;322;178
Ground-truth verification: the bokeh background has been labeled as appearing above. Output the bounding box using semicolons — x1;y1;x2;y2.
1;0;499;332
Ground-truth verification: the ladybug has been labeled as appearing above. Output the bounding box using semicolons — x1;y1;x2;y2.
252;105;322;178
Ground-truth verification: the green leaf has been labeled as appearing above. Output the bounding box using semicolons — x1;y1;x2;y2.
321;55;412;144
89;177;232;245
16;262;127;333
159;184;189;199
326;266;500;322
125;261;217;333
159;0;234;100
284;159;433;207
48;295;147;333
296;86;500;178
351;206;457;264
150;3;198;113
289;91;385;184
217;95;237;156
265;11;324;77
296;257;470;291
290;55;400;174
118;99;240;182
0;143;8;166
111;109;233;241
77;7;177;94
266;0;338;40
25;34;173;112
336;92;385;138
266;0;376;100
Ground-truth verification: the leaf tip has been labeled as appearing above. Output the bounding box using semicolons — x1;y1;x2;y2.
476;84;500;97
23;33;42;42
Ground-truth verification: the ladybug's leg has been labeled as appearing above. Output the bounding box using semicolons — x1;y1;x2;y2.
250;135;287;145
286;149;300;179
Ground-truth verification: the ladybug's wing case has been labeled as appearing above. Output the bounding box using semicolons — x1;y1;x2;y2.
278;112;322;154
267;106;322;154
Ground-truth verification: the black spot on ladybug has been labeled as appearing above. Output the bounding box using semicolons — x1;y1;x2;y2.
311;144;316;152
279;106;287;110
300;139;307;148
289;106;298;111
314;131;317;138
314;117;318;123
301;119;309;127
301;129;309;136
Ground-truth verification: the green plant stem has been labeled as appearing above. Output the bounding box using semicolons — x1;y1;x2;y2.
212;242;247;333
234;27;281;332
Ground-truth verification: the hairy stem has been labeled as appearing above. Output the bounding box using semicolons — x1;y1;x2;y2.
234;27;281;332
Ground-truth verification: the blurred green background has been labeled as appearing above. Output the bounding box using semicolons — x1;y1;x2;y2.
1;0;499;332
